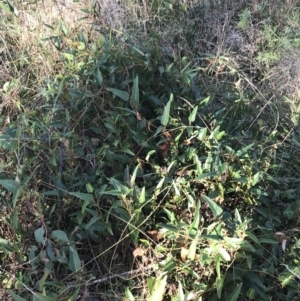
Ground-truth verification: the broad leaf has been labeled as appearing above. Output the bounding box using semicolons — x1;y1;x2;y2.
69;245;81;272
35;227;46;245
218;246;231;261
201;194;223;217
0;179;20;193
107;88;129;101
148;273;168;301
51;230;69;242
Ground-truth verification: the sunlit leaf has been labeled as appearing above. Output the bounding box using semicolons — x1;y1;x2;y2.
218;246;231;261
236;143;254;157
178;281;185;301
125;287;135;301
198;127;207;141
189;200;200;236
188;236;198;261
161;94;173;126
201;194;223;217
188;105;198;123
0;2;10;12
139;186;146;203
148;273;168;301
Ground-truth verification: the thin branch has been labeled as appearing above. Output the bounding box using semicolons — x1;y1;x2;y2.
86;264;156;286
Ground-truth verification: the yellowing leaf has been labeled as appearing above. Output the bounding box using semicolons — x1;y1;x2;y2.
181;247;189;262
188;237;198;261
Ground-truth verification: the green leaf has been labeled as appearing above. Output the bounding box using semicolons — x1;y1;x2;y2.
85;216;100;230
33;293;57;301
12;186;21;207
240;240;255;252
216;276;224;299
101;190;124;196
38;268;50;292
0;179;20;193
218;246;231;261
216;256;221;278
68;192;93;202
50;176;67;196
95;66;103;86
235;208;242;224
258;238;278;244
244;272;267;291
86;183;94;193
107;88;129;101
0;238;14;253
6;0;19;17
188;200;200;236
188;236;198;261
161;94;173;126
47;244;56;261
236;143;254;157
252;171;263;186
227;283;243;301
69;245;81;272
35;227;46;245
198;127;207;141
201;194;223;217
51;230;69;242
139;186;146;203
8;290;27;301
148;273;168;301
131;76;139;108
0;2;10;13
0;134;17;150
125;287;135;301
177;281;184;301
188;105;198;123
130;164;140;187
62;53;74;62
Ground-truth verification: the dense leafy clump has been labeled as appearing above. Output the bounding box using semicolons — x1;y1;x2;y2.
0;1;300;301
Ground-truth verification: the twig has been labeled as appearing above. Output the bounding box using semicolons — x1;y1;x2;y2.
281;264;300;280
86;264;156;286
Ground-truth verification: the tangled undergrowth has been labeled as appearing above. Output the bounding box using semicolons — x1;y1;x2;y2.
1;0;300;300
